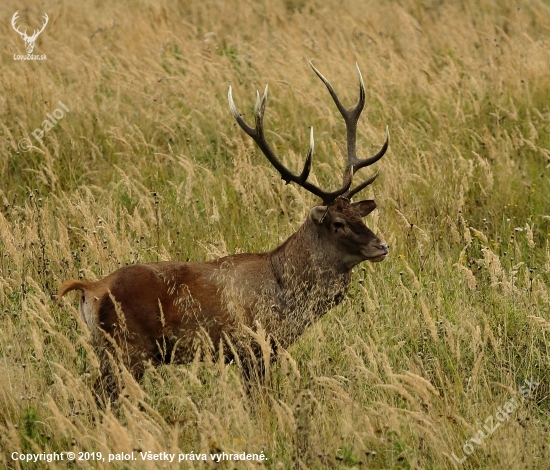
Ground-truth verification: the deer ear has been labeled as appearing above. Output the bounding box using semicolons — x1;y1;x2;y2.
351;200;377;217
310;206;329;224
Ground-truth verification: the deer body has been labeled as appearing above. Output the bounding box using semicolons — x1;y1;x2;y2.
59;63;390;388
59;199;385;376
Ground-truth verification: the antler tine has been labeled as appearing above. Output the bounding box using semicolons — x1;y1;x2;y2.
11;11;27;37
352;125;390;172
343;127;389;199
228;85;352;204
345;171;379;200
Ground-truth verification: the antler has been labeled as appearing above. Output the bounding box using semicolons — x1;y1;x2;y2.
309;62;389;199
11;11;49;40
31;13;49;40
228;85;352;205
11;11;27;38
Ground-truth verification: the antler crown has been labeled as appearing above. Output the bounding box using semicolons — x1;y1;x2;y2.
228;63;389;205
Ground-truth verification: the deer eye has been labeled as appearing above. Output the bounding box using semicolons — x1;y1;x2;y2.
333;222;345;232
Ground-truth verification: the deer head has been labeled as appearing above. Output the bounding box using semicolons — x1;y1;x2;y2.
308;198;388;270
11;11;49;54
228;63;390;270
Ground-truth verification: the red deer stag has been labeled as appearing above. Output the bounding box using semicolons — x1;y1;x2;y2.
58;63;389;393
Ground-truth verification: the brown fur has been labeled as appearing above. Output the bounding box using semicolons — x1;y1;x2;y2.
58;198;388;391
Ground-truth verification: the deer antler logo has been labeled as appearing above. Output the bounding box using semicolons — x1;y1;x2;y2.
11;11;49;54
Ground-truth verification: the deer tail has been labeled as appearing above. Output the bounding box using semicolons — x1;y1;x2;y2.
57;279;89;301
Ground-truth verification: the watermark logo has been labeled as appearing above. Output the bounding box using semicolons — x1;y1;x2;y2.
18;101;70;152
11;11;48;60
450;378;538;464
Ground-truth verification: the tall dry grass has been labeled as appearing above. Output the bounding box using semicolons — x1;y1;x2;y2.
0;0;549;468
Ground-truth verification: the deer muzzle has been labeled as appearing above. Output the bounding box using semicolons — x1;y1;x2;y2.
364;242;389;262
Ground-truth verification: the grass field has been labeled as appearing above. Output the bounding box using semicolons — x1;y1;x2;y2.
1;0;550;468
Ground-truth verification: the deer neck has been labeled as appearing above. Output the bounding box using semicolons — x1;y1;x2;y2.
259;218;350;347
270;218;351;290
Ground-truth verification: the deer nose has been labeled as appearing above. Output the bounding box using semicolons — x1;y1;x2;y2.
378;243;389;253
